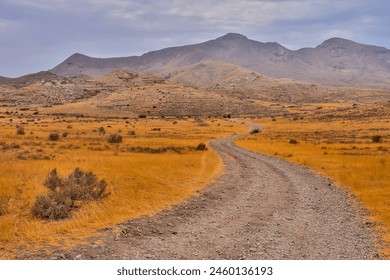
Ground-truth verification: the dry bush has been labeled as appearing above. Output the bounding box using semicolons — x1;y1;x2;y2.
32;168;108;221
16;151;53;160
44;168;64;191
107;134;123;144
98;127;106;135
48;132;60;141
195;143;208;151
250;128;260;134
31;194;73;220
122;146;184;154
16;126;25;135
372;135;382;143
64;168;107;201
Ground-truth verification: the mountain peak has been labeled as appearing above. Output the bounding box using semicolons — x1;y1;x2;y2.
49;34;390;87
217;33;248;41
317;37;358;48
68;53;89;59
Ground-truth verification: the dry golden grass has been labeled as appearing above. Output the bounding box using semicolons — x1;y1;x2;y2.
236;116;390;258
0;116;246;258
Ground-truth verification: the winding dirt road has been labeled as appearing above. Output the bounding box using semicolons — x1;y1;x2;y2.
29;122;380;259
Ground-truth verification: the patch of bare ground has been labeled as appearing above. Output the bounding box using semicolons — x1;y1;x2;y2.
18;122;380;260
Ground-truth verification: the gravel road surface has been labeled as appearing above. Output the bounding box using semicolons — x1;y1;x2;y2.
23;122;380;259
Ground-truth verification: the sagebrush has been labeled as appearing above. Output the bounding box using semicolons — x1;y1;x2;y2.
32;168;108;221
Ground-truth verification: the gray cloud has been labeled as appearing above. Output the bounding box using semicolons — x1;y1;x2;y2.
0;0;389;77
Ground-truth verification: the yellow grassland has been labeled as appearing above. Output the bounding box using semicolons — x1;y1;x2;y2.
236;116;390;257
0;116;246;258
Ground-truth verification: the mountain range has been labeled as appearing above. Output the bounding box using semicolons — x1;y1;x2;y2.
50;33;390;87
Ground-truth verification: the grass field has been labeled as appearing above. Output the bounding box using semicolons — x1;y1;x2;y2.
236;116;390;257
0;115;246;258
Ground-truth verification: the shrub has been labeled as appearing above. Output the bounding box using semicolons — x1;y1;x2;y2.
16;126;25;135
107;134;123;144
31;194;73;220
48;132;60;141
372;135;382;143
32;168;108;221
62;132;68;138
289;139;298;144
65;168;107;201
195;143;207;151
44;168;64;191
98;126;106;135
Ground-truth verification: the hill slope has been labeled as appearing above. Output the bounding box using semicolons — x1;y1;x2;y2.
50;33;390;87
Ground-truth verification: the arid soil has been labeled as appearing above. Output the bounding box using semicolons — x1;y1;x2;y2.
20;122;380;260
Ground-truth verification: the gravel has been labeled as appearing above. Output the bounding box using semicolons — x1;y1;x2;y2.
20;122;381;260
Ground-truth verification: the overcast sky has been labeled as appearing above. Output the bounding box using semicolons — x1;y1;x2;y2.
1;0;389;77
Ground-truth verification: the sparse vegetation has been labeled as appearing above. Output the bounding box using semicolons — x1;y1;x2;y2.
237;116;390;257
0;117;244;258
107;133;123;144
250;128;260;134
98;126;105;134
372;135;382;143
32;168;108;221
48;132;60;141
195;143;207;151
16;126;25;135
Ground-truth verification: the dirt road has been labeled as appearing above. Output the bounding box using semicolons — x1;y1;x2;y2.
28;122;380;259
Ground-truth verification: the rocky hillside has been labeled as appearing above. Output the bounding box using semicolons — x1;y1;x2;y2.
50;33;390;87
